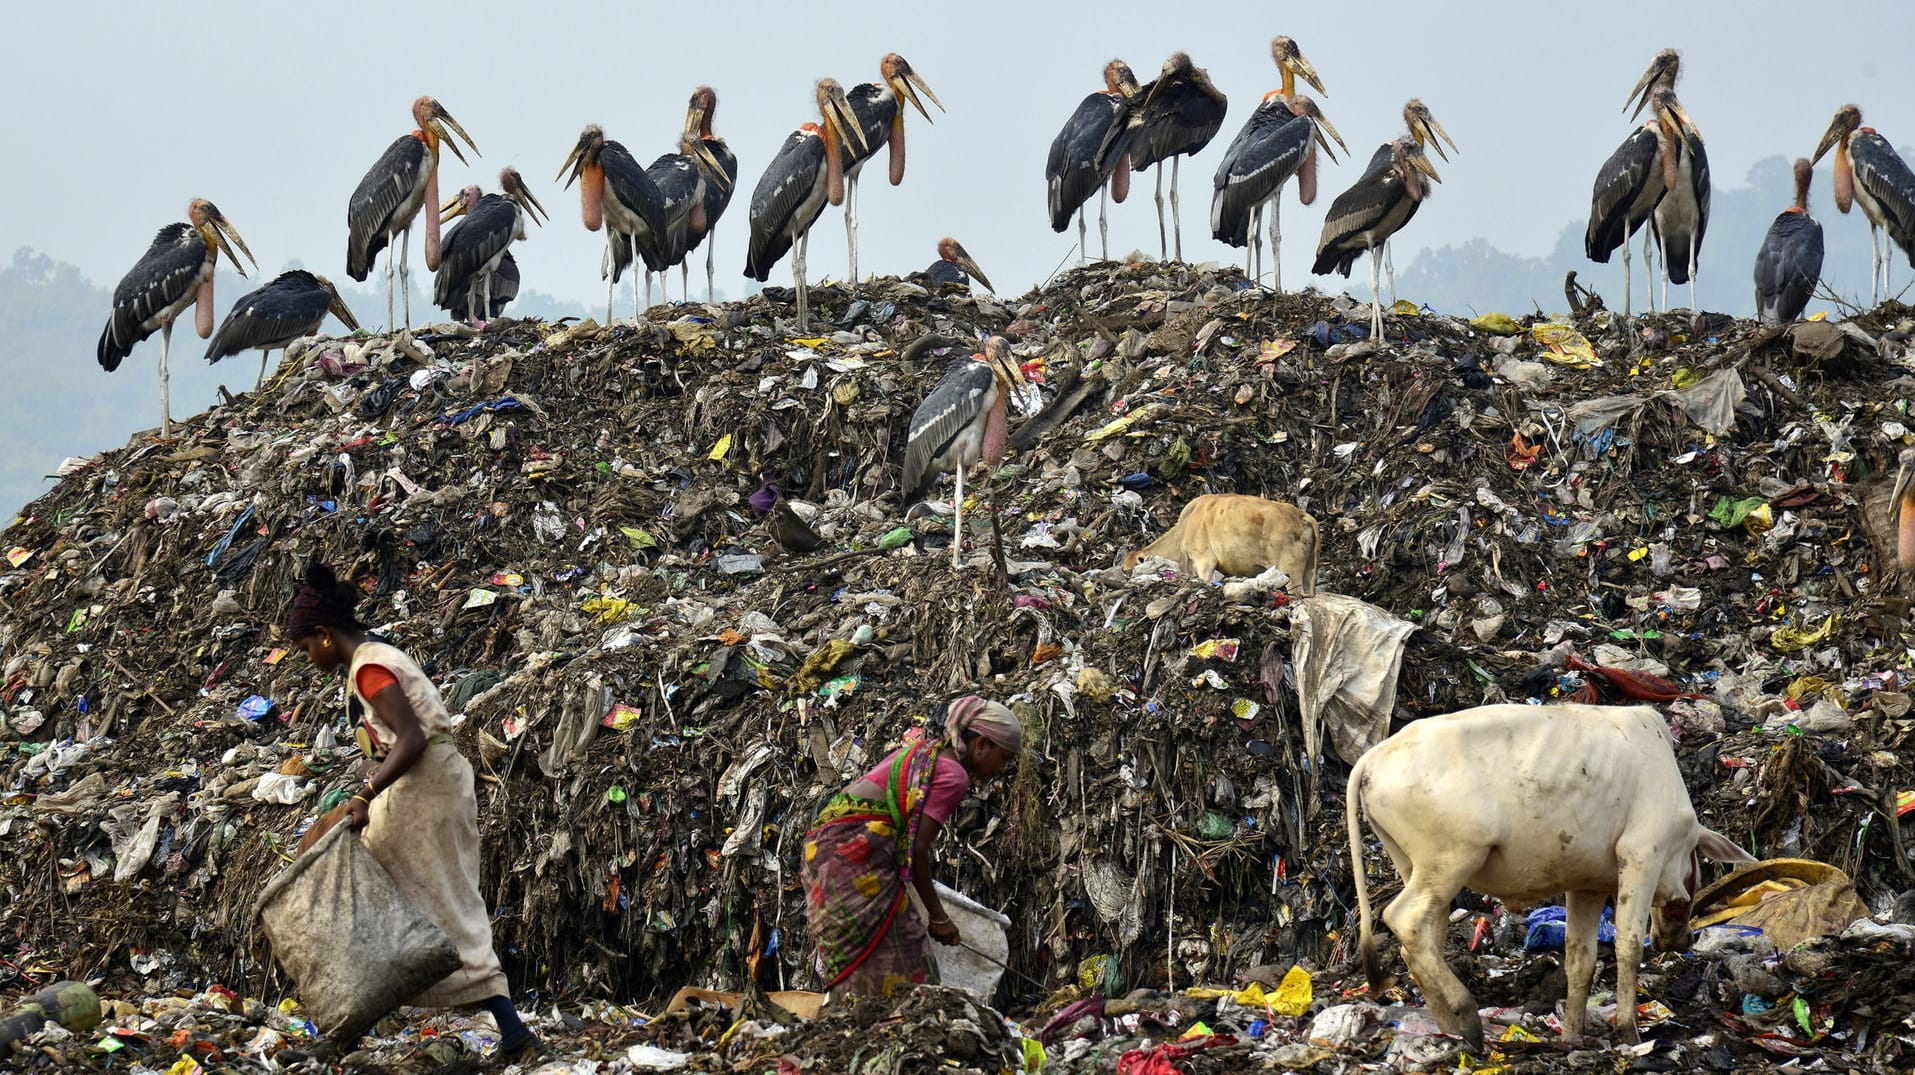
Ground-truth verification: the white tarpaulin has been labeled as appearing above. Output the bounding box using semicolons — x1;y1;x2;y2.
1290;593;1418;768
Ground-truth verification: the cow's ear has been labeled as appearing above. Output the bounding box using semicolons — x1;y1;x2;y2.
1697;827;1756;865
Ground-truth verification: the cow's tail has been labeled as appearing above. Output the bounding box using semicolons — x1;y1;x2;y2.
1345;757;1383;992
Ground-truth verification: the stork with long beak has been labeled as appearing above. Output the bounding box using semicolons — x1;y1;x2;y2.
1378;99;1457;301
1210;37;1344;289
1311;138;1443;341
902;336;1027;569
839;53;943;284
205;270;359;388
743;80;866;331
1586;86;1687;318
682;87;740;303
925;237;993;293
1813;104;1915;307
1894;449;1915;573
557;124;673;324
434;167;548;328
98;198;257;437
1133;51;1229;263
1047;60;1144;264
346;96;480;331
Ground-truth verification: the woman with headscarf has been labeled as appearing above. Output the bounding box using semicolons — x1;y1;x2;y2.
800;695;1024;999
284;561;541;1060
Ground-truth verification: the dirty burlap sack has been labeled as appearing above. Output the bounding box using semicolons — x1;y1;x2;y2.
255;824;460;1043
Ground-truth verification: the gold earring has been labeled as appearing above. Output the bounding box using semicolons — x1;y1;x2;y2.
322;638;333;648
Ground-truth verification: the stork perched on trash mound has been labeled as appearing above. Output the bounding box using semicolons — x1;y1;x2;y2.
901;336;1026;569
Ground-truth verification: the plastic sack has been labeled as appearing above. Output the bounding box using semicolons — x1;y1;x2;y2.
254;824;460;1044
909;881;1010;1002
1523;904;1618;950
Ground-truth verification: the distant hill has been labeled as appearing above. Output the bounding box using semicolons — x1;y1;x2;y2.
1395;154;1905;318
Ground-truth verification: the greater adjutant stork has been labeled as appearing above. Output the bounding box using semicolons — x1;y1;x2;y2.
1754;158;1824;324
205;270;359;388
839;54;943;284
925;237;992;292
1131;52;1228;263
1210;37;1342;290
1046;60;1144;264
1376;100;1457;301
643;119;734;306
1650;90;1709;313
683;86;739;303
1311;138;1441;342
447;252;518;323
98;198;257;437
346;96;479;332
902;336;1027;569
1813;104;1915;307
434;168;547;327
743;80;867;331
558;124;672;324
1585;87;1689;317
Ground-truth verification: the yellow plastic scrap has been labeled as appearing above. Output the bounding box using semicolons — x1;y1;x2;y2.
1530;323;1601;367
1076;954;1110;992
1741;503;1775;535
1389;299;1421;316
1085;402;1171;443
1256;338;1298;365
582;595;636;625
1021;1035;1048;1071
1469;312;1522;336
1270;965;1313;1016
708;433;732;461
1772;614;1838;652
789;639;856;694
788;337;829;348
164;1058;205;1075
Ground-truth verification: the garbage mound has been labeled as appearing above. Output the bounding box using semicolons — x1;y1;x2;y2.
4;261;1915;1071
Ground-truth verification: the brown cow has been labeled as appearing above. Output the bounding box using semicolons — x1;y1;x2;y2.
1122;493;1318;593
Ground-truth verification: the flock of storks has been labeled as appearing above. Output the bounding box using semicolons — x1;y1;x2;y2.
91;42;1915;440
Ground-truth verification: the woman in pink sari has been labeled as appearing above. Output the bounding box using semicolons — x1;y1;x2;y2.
800;696;1023;999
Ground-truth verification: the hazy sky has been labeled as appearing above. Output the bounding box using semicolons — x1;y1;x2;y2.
3;0;1912;315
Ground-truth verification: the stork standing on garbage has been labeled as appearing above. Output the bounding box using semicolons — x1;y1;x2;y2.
97;198;257;438
205;269;359;389
1753;158;1824;324
800;695;1022;999
743;80;867;331
1130;51;1228;263
433;168;548;328
901;336;1027;570
345;96;480;331
1312;138;1442;342
838;53;944;285
924;237;993;292
1046;59;1145;264
1209;37;1343;289
1812;104;1915;307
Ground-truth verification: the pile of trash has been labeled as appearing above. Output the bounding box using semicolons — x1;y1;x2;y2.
4;258;1915;1071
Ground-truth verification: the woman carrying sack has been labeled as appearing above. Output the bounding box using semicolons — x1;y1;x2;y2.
800;695;1022;999
286;561;541;1060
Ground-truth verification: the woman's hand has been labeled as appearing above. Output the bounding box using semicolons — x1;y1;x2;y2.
344;795;371;828
928;916;961;946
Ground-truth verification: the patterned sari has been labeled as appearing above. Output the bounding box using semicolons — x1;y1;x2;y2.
801;738;946;997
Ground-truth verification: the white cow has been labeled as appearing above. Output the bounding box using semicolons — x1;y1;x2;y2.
1344;703;1754;1048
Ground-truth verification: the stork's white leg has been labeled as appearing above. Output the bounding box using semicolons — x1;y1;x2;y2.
1621;240;1633;319
257;348;269;389
1170;155;1184;263
1643;229;1657;313
399;233;412;329
385;242;396;332
1386;240;1398;303
1249;202;1263;283
482;272;493;326
158;319;172;439
952;465;965;569
631;237;642;323
1370;247;1384;341
1153;166;1167;262
1076;207;1088;265
1688;234;1697;313
796;228;810;332
1270;196;1283;293
846;174;861;285
706;225;717;304
1874;225;1886;307
681;261;689;304
1103;180;1115;263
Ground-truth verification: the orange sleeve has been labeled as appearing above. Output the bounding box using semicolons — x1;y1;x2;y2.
355;664;400;700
